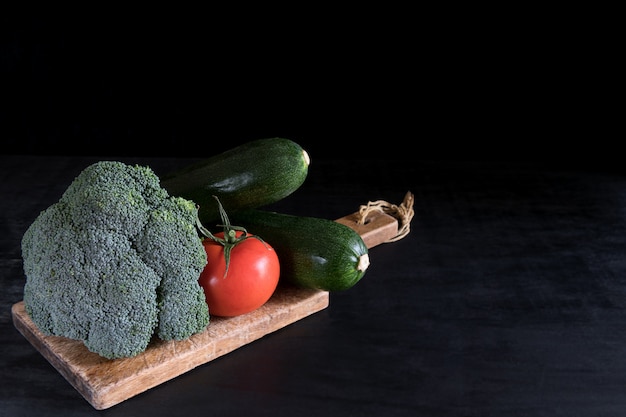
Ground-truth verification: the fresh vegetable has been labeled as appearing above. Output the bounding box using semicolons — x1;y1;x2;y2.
197;197;280;317
199;230;279;317
161;137;310;225
231;209;370;291
21;161;210;359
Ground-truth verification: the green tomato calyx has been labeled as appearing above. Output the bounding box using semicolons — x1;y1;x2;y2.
196;196;267;278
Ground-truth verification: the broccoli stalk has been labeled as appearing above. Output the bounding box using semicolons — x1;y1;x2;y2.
21;161;210;359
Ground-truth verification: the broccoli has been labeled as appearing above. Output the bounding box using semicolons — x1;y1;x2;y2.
21;160;210;359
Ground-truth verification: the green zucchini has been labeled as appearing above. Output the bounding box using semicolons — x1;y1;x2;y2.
161;137;310;224
231;209;370;292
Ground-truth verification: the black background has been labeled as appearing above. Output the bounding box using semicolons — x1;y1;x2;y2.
1;12;606;162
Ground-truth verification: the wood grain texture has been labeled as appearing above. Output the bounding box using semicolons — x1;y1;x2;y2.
335;211;398;248
12;286;329;410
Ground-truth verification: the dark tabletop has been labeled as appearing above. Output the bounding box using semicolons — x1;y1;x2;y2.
2;156;626;417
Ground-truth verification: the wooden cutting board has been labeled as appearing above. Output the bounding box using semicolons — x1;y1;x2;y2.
12;286;329;410
11;210;400;410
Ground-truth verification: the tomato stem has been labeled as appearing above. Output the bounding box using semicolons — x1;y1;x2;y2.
196;196;267;278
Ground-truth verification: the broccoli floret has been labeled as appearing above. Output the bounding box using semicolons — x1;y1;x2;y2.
21;161;209;359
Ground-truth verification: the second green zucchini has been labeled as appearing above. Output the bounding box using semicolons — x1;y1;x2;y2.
231;209;370;292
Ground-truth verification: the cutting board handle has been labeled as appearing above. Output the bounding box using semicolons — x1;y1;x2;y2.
335;191;414;249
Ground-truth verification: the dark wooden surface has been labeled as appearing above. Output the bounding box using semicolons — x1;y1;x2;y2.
2;157;626;416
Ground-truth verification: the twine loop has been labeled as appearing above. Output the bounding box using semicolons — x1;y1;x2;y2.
356;191;414;243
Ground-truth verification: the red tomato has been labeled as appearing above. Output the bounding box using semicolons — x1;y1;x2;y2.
199;230;280;317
